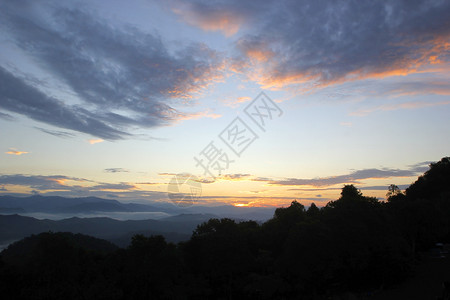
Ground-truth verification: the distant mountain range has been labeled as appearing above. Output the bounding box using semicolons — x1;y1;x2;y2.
0;213;217;248
0;195;163;214
0;195;276;220
0;195;276;249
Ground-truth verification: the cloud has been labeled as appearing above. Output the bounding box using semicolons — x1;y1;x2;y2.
382;79;450;98
177;0;450;90
195;178;216;184
194;194;329;206
0;174;83;190
90;183;136;190
360;184;409;191
222;96;252;108
351;100;450;116
252;1;449;89
167;0;253;36
0;174;136;193
34;127;76;138
408;161;433;173
220;173;252;181
88;139;104;145
104;168;129;173
189;173;253;184
0;111;15;121
0;2;224;140
254;164;428;187
5;148;29;156
158;172;177;176
173;110;222;122
0;174;169;201
0;66;131;140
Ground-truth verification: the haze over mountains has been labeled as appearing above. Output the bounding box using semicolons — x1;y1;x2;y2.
0;195;275;219
0;195;276;249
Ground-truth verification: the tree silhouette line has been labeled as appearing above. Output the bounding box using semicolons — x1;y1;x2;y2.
1;157;449;299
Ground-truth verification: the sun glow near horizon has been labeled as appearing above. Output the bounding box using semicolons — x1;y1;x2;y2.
0;0;448;208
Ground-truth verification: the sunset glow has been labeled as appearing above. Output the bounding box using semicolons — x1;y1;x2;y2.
0;0;449;208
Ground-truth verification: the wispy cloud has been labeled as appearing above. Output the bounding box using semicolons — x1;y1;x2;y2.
104;168;129;173
158;172;177;176
253;162;430;187
360;184;409;191
34;127;76;138
351;100;450;116
220;173;252;181
0;174;84;190
0;1;224;140
0;174;169;201
172;0;450;90
222;96;252;108
190;173;253;184
172;110;222;122
91;183;136;191
5;148;29;156
0;174;135;192
168;0;249;36
0;111;15;121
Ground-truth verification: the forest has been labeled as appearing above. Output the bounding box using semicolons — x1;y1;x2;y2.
0;157;449;299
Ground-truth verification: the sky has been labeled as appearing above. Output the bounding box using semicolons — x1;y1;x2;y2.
0;0;449;208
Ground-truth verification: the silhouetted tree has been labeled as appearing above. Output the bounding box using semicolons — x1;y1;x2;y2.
2;158;450;299
306;202;320;219
387;184;403;199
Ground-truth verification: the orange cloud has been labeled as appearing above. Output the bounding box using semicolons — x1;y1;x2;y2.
172;6;243;37
164;64;226;102
88;139;104;144
236;35;450;92
219;174;252;181
158;172;177;176
386;81;450;98
5;148;28;156
170;110;222;123
222;96;252;107
351;100;450;116
246;49;273;62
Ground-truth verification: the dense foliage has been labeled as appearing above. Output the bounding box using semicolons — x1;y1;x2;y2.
1;157;449;299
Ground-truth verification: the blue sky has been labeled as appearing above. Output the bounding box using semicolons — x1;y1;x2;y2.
0;0;449;207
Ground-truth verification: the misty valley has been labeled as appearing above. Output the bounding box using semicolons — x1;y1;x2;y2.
1;158;450;299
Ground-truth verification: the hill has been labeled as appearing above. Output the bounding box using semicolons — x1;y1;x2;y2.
0;213;216;247
0;195;276;220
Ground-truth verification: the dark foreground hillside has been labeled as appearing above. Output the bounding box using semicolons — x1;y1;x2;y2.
0;157;449;299
372;252;450;300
